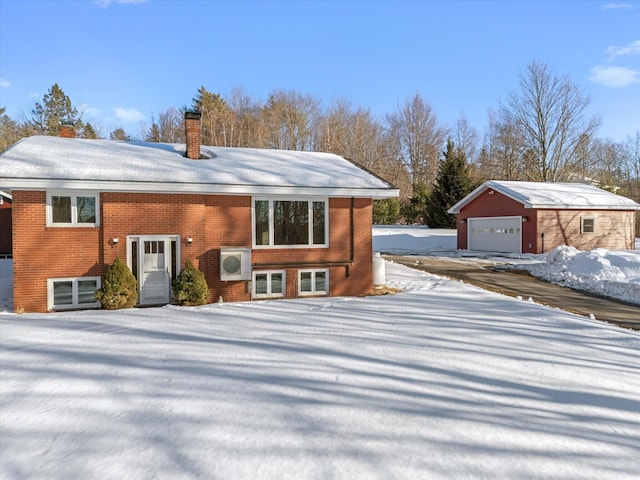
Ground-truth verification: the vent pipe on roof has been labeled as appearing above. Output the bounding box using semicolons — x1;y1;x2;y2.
184;111;202;159
59;122;75;138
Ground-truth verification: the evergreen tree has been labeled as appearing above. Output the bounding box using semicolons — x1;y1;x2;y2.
145;120;161;142
95;257;138;310
110;127;132;141
172;260;210;306
192;85;230;146
425;140;477;228
0;109;22;152
401;182;429;224
373;198;401;225
80;122;99;139
30;83;81;135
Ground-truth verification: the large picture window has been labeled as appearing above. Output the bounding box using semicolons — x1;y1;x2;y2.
253;198;327;248
47;277;101;310
47;192;99;227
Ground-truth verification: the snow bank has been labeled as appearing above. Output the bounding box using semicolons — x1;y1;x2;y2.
523;246;640;304
373;226;640;305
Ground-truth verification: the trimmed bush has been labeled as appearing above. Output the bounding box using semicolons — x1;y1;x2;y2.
95;257;138;310
173;260;210;306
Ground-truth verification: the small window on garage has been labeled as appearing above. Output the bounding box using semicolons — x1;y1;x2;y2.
581;217;595;234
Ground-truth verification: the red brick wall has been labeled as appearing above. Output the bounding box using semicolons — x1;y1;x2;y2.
12;191;102;312
12;191;374;312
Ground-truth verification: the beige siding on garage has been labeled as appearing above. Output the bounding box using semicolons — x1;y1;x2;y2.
537;209;636;252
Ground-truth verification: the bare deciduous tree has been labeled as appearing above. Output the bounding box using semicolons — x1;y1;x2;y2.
452;114;479;163
481;111;527;180
499;61;601;182
146;107;184;143
386;94;447;191
261;90;320;150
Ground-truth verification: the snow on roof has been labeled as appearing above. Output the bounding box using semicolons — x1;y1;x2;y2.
0;136;398;198
448;180;640;213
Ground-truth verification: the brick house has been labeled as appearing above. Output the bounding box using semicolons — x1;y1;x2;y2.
0;114;398;313
0;191;11;256
448;180;639;254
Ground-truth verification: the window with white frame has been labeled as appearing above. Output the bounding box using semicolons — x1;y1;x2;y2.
48;277;101;310
581;217;595;234
253;198;327;248
298;269;328;296
252;271;285;298
46;192;100;226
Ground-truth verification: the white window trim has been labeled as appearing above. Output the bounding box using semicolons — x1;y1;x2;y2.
47;277;101;310
252;270;286;299
298;269;329;296
581;217;595;234
252;197;329;249
46;191;100;227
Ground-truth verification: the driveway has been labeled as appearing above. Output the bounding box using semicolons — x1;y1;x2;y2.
386;255;640;331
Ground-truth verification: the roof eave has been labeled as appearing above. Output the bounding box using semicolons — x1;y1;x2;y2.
0;178;399;199
529;204;640;211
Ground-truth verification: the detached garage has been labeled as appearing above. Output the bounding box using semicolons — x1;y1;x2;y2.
448;181;640;254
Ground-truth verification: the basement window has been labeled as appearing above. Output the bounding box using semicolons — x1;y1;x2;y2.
48;277;101;310
298;269;329;296
252;271;285;299
581;217;595;234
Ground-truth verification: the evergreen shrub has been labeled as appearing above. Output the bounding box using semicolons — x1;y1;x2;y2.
172;260;210;306
95;257;138;310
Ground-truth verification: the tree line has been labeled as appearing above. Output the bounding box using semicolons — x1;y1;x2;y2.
1;60;638;229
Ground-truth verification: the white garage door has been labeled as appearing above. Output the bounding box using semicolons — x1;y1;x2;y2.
468;216;522;253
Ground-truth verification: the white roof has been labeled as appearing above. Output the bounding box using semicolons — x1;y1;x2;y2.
0;136;398;198
448;180;640;213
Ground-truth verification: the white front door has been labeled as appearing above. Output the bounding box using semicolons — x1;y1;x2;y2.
141;239;169;304
128;236;179;305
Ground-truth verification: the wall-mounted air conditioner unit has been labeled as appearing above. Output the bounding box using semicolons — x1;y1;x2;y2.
220;247;251;281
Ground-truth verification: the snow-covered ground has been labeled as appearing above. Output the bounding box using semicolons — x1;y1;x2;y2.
373;225;640;305
1;253;640;478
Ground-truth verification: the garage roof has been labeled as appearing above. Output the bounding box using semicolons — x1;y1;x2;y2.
448;180;640;213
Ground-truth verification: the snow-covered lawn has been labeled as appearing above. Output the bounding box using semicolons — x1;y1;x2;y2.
373;225;640;305
1;258;640;479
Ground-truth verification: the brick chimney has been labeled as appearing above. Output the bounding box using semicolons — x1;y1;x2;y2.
59;123;75;138
184;111;202;159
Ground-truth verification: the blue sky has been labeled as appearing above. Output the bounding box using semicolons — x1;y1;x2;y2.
1;0;638;142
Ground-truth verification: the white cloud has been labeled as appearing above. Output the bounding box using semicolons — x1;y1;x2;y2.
115;107;146;123
589;65;640;88
600;3;633;10
0;77;10;88
94;0;147;8
607;40;640;59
